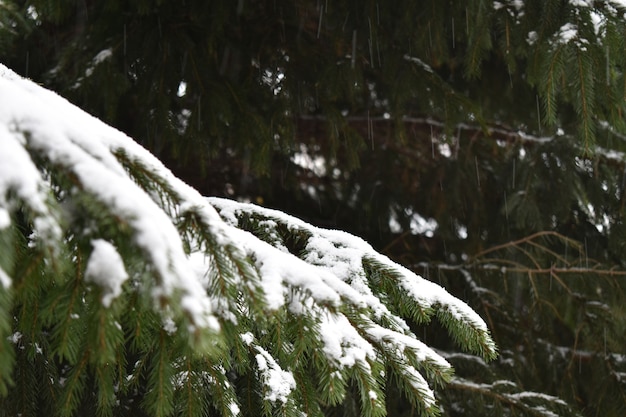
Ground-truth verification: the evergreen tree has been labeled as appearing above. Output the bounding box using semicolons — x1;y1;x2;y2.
0;65;495;417
2;0;626;416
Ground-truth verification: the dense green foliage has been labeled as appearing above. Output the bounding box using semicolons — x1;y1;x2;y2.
7;0;626;170
2;0;626;416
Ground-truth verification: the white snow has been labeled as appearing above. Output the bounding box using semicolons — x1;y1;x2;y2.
0;207;8;229
207;196;496;379
162;316;178;335
0;123;61;245
0;63;218;330
453;377;569;414
7;331;22;344
254;346;296;403
240;332;254;346
493;1;523;12
508;391;568;406
177;81;187;97
404;54;434;73
389;209;438;237
85;239;128;307
228;402;240;416
319;312;376;367
569;0;593;6
292;144;327;176
85;49;113;77
403;363;437;409
366;321;451;369
511;0;524;10
556;23;578;44
0;267;10;289
208;197;494;336
590;11;606;36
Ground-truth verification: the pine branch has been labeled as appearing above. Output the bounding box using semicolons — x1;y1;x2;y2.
208;196;497;414
540;43;565;127
575;49;596;150
142;331;175;417
448;378;581;417
58;349;89;417
0;63;503;417
470;231;582;260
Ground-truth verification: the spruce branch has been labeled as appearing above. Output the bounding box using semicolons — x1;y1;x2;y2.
540;43;565;127
575;48;596;151
0;62;502;417
447;378;581;417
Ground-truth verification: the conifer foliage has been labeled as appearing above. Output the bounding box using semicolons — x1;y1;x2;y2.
3;1;626;416
0;65;496;417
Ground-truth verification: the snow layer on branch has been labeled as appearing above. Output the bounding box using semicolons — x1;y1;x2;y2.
319;312;376;367
207;197;492;338
0;267;10;289
569;0;593;6
85;239;128;307
0;207;9;229
208;196;496;407
0;63;356;332
403;363;437;410
254;345;297;403
0;123;61;248
556;23;578;44
226;226;344;309
242;333;296;404
85;49;112;77
0;63;217;330
366;321;450;369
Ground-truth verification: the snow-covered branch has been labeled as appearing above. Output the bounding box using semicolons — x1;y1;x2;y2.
0;63;496;417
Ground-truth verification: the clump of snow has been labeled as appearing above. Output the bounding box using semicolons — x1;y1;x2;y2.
0;124;61;245
0;207;9;229
85;239;128;307
85;49;113;77
0;267;10;289
240;332;254;346
0;63;219;331
162;316;178;335
609;0;626;9
389;208;438;237
404;54;434;73
292;143;327;176
255;346;296;403
319;313;376;367
367;321;450;369
556;23;578;44
200;201;346;311
7;331;22;345
403;363;437;410
590;11;606;36
228;402;240;416
493;1;523;11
